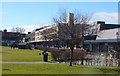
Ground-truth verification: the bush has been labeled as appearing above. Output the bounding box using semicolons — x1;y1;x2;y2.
47;48;87;62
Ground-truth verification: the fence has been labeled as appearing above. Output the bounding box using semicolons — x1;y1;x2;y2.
75;53;119;67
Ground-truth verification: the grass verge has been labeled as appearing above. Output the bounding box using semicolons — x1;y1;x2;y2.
2;64;119;74
1;46;52;62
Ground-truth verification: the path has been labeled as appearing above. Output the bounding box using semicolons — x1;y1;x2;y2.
0;61;59;64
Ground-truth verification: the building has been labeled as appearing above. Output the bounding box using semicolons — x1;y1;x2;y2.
26;25;57;42
25;13;120;53
84;21;120;52
25;24;58;48
1;29;26;46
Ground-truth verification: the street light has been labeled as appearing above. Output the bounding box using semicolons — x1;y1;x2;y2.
116;32;120;70
116;32;119;51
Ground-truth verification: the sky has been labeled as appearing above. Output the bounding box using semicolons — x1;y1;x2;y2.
1;2;119;33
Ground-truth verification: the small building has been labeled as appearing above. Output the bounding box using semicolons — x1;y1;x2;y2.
1;29;26;46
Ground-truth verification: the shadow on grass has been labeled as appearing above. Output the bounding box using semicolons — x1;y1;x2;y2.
2;69;11;71
98;68;119;73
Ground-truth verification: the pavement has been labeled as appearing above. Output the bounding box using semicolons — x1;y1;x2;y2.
0;61;60;64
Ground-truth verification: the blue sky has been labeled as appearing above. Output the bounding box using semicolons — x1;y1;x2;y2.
1;2;118;33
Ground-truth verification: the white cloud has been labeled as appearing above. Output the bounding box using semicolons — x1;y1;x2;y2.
21;24;44;33
93;12;118;23
6;24;45;34
1;23;53;34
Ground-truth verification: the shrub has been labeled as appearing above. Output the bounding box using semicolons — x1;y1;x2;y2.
47;48;87;62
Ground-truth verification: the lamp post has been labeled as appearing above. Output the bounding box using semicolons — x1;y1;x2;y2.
116;32;120;68
116;32;119;51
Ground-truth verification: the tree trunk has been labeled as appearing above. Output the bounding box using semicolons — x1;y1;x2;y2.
70;46;74;66
81;57;84;65
81;50;84;65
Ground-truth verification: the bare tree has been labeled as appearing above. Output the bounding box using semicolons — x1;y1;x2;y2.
52;10;92;66
11;27;25;33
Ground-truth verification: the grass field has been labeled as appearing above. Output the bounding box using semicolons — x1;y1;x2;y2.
1;46;120;74
1;46;52;62
2;64;119;74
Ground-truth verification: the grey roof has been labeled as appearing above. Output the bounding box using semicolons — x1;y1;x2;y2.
84;28;120;43
96;28;120;40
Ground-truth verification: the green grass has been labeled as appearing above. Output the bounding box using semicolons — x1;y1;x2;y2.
1;46;120;74
1;46;52;62
2;64;119;74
